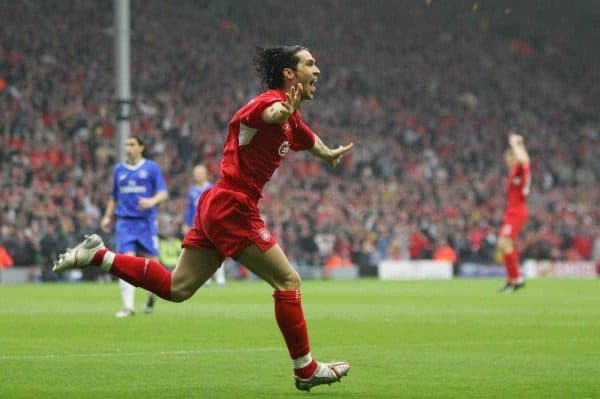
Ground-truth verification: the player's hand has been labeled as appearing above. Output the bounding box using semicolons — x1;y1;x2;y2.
101;216;112;233
262;84;302;124
281;83;303;116
138;197;155;209
509;133;524;146
326;142;354;167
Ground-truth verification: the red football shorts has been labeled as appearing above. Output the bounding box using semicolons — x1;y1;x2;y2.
499;209;528;240
182;185;277;258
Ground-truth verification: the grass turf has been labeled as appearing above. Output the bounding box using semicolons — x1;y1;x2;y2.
1;279;599;398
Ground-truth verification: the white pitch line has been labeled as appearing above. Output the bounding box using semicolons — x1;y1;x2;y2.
0;346;282;361
1;338;597;361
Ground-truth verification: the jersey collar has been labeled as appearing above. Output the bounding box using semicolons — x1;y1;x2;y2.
122;158;146;170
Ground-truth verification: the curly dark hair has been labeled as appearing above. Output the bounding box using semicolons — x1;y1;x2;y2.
254;45;307;89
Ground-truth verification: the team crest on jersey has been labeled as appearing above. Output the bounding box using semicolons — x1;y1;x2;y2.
258;228;271;241
139;170;148;179
513;177;521;185
278;141;290;157
282;122;290;131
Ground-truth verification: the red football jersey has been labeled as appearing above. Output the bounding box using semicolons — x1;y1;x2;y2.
505;162;531;210
218;89;316;202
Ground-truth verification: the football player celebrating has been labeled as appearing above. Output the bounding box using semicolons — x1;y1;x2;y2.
54;45;352;391
497;133;531;293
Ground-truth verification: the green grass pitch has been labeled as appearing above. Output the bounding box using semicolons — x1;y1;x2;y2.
1;279;599;398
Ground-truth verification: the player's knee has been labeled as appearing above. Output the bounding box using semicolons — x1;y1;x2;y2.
170;284;195;302
497;237;513;253
278;270;301;291
170;289;191;303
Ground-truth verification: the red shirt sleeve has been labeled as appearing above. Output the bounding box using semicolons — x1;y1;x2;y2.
238;94;282;128
290;112;316;151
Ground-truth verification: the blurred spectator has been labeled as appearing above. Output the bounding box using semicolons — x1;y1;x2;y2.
0;244;14;268
433;239;458;264
4;229;36;266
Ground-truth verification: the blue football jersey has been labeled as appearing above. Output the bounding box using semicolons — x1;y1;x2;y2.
112;159;168;220
183;182;213;226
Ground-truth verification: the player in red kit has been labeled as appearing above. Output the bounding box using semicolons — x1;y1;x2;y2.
53;45;353;391
497;133;531;293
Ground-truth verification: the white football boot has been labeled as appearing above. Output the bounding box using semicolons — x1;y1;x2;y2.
294;361;350;392
53;234;105;273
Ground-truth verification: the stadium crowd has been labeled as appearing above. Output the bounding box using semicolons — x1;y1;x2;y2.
1;1;598;278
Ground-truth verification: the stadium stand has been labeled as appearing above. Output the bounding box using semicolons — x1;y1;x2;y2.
0;1;598;278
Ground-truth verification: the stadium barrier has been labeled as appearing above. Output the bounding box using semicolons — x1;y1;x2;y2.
378;260;453;280
323;265;359;280
295;264;359;280
0;266;41;284
456;263;506;278
523;260;599;279
295;264;324;280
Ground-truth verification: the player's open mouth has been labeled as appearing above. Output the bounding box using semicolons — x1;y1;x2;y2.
309;78;317;90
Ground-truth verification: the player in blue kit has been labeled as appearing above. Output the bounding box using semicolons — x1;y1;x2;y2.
182;165;213;235
182;164;226;287
101;136;168;317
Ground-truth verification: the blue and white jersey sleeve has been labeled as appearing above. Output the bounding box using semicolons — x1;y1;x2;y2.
151;161;168;196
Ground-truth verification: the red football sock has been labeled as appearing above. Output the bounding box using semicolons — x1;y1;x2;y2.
504;250;521;283
273;290;317;378
91;249;172;300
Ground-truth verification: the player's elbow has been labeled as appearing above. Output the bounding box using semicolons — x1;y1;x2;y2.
264;114;286;125
262;104;288;124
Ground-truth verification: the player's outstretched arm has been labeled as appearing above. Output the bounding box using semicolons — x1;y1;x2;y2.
509;132;530;164
309;134;354;168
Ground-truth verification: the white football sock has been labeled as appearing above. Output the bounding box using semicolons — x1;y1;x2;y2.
292;352;313;369
214;265;226;286
100;251;115;271
119;279;135;310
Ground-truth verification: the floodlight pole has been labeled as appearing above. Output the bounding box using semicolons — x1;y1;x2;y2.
114;0;131;163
